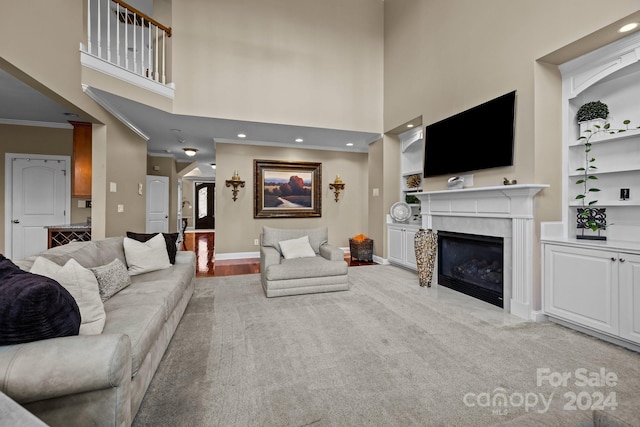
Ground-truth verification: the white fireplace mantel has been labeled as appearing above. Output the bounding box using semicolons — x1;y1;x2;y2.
414;184;548;320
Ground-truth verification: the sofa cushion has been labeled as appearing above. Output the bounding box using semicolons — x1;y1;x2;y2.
124;234;171;276
262;226;328;254
90;258;132;302
35;241;104;269
279;235;316;259
102;263;194;376
126;232;179;264
265;256;348;281
0;255;80;345
30;257;106;335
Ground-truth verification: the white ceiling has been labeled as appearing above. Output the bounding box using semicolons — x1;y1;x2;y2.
0;69;381;178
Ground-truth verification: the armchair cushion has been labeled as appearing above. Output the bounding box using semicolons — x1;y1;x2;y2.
262;226;327;254
279;235;316;259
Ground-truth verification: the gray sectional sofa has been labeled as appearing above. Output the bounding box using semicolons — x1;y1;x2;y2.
260;226;349;297
0;236;195;426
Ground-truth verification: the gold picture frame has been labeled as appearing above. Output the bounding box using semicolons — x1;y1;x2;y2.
254;159;322;218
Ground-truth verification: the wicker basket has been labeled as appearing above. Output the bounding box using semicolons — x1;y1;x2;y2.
349;238;373;262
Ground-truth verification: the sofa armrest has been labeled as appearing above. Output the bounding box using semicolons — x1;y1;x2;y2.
0;334;131;404
260;246;281;272
320;244;345;261
175;250;196;265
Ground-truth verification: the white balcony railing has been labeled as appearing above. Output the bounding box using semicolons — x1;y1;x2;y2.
85;0;171;85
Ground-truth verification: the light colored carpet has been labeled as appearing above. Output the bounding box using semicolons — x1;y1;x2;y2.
133;265;640;427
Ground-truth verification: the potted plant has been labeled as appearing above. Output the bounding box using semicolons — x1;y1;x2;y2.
575;118;637;239
577;101;609;134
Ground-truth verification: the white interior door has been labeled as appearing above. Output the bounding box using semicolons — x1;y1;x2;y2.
146;175;169;233
8;156;69;259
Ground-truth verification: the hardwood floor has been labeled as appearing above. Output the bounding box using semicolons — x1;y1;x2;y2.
182;231;375;277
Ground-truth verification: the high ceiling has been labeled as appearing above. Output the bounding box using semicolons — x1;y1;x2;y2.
0;69;381;178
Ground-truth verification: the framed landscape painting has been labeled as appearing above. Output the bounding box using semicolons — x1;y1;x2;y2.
254;160;322;218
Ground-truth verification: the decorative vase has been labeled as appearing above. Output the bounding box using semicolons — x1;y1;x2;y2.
414;228;437;287
578;118;606;135
576;207;607;241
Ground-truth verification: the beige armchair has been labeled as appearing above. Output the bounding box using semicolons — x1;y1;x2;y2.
260;226;349;297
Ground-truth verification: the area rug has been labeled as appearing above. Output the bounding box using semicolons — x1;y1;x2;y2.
133;265;640;427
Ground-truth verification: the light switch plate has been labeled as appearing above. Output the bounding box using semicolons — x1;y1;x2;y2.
117;204;124;213
138;183;143;195
110;182;117;193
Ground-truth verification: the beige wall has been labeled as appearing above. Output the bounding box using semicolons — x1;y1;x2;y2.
172;0;383;133
215;143;368;255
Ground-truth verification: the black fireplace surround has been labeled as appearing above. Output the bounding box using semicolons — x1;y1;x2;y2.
437;231;504;308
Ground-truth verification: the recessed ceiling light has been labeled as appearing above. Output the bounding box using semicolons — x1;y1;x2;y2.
165;150;171;153
237;133;246;138
407;124;414;128
346;142;354;147
183;148;198;157
210;163;216;169
63;112;79;117
295;138;304;143
170;128;182;132
619;22;638;32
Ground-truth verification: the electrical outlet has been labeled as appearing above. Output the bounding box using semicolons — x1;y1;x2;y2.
254;239;259;246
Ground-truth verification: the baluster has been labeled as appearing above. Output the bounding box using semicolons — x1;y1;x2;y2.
147;22;151;79
106;0;111;62
96;0;102;58
87;0;92;53
132;11;137;73
162;30;166;84
116;2;120;66
124;3;128;70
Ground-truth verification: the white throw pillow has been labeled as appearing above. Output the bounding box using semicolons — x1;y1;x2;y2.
279;235;317;260
123;233;171;275
30;257;106;335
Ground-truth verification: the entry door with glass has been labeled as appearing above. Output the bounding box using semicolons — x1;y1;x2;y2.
195;182;215;230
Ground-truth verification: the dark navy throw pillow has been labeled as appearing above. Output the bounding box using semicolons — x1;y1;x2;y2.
0;255;80;345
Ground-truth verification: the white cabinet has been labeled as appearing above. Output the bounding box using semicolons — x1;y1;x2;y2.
388;223;419;270
543;242;640;347
619;253;640;343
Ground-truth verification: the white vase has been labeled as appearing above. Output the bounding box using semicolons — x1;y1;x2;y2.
579;118;606;135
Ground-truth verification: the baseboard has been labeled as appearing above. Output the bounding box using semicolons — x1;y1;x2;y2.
215;251;259;260
548;316;640;353
374;255;389;265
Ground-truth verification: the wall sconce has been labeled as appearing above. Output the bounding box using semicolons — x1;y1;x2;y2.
183;148;198;157
225;170;245;202
329;174;345;202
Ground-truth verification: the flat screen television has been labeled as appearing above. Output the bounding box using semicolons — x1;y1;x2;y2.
423;90;516;178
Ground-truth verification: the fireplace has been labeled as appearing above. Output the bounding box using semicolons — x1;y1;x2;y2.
437;231;504;308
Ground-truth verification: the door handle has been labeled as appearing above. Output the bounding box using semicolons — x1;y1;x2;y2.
12;219;20;224
165;215;169;219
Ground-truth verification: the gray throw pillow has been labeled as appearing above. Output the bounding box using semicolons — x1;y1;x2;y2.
90;258;131;301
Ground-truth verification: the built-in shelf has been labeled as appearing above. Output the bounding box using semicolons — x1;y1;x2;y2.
568;127;640;147
569;200;640;207
568;166;639;176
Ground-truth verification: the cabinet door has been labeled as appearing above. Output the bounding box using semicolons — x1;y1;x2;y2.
544;244;619;335
619;253;640;344
404;228;418;269
388;227;404;265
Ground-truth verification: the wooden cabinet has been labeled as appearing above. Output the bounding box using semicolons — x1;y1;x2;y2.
543;242;640;348
388;223;419;270
70;121;92;198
